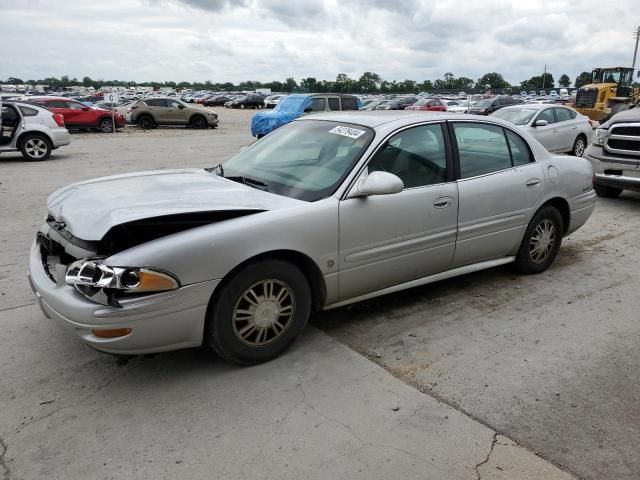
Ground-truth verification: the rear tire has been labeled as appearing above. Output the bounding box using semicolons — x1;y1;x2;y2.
571;135;587;157
515;205;563;274
594;185;623;198
137;115;154;129
205;259;311;365
20;133;52;161
98;117;114;133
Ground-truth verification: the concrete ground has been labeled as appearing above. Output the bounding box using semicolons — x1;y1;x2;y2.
0;108;636;479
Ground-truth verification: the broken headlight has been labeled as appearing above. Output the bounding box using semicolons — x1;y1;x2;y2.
65;260;179;306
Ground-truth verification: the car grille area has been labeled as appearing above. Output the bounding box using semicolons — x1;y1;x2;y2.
38;233;78;283
575;89;598;108
606;124;640;157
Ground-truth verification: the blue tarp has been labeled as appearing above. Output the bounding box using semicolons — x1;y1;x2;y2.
250;94;312;137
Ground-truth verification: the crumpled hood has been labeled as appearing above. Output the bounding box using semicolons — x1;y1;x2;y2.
47;169;301;241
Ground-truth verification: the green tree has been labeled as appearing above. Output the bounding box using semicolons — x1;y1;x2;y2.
574;71;592;88
444;72;454;88
358;72;381;93
300;77;317;92
82;76;93;87
452;77;474;90
558;74;571;87
477;72;510;89
418;80;433;91
6;77;24;85
283;77;298;92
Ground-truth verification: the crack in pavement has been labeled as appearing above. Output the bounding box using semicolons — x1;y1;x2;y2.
0;436;11;480
15;360;140;434
474;432;497;480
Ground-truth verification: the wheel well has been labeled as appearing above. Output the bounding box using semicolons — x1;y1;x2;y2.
17;131;52;149
543;197;570;235
215;250;327;312
191;113;206;123
137;113;154;122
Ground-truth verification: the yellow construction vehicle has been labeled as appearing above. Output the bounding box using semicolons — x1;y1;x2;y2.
573;67;639;122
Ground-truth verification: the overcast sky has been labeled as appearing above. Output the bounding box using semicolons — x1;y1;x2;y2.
0;0;638;86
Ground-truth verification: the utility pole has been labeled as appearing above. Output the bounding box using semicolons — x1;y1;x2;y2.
632;26;640;73
541;64;547;92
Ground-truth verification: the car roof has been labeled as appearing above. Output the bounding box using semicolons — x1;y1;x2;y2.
500;103;564;110
27;96;75;101
296;111;526;130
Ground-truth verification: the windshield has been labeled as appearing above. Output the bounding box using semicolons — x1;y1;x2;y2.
475;99;492;107
492;108;537;125
222;120;374;201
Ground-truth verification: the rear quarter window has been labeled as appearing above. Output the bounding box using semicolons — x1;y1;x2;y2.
19;106;39;116
341;97;358;110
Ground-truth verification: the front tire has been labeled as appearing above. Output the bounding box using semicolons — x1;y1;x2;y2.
515;205;563;274
571;135;587;157
205;259;311;365
191;115;207;129
594;184;623;198
20;134;52;161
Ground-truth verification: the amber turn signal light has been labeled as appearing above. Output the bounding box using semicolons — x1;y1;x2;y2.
92;328;132;338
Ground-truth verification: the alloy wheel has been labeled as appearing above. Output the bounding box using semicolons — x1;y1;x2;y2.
24;138;48;159
573;137;586;157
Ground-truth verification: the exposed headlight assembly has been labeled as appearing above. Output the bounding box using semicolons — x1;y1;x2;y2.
66;260;179;306
593;129;608;146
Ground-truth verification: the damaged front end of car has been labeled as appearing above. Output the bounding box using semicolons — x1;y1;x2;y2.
37;209;262;307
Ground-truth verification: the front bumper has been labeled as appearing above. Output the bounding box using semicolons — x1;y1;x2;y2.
28;239;219;355
587;148;640;192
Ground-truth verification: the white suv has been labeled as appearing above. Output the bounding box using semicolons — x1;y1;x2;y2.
0;101;71;161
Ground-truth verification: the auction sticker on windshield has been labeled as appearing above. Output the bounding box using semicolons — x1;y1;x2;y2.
329;125;366;139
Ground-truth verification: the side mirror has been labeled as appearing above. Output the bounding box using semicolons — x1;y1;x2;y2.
534;119;548;127
348;171;404;198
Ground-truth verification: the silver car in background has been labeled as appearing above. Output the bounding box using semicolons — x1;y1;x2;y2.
1;100;71;161
29;112;595;365
491;104;593;157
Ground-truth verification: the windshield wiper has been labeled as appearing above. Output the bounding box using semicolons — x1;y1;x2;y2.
225;175;269;191
205;163;225;176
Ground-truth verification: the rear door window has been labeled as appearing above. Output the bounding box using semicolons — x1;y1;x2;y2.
47;100;69;108
554;108;572;122
328;98;340;111
505;130;533;166
453;123;512;178
145;99;166;107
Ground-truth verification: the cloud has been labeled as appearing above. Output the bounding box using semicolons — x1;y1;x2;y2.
0;0;637;87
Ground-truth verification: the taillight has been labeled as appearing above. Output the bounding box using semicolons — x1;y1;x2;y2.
588;119;594;128
52;113;65;127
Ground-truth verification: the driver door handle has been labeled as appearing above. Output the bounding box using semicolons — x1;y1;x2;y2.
433;196;453;208
526;178;541;188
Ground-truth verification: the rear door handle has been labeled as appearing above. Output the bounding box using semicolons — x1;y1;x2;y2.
526;178;541;188
433;196;453;208
552;129;559;133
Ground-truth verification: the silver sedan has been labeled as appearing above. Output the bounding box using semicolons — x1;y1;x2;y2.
491;104;593;157
29;112;595;364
